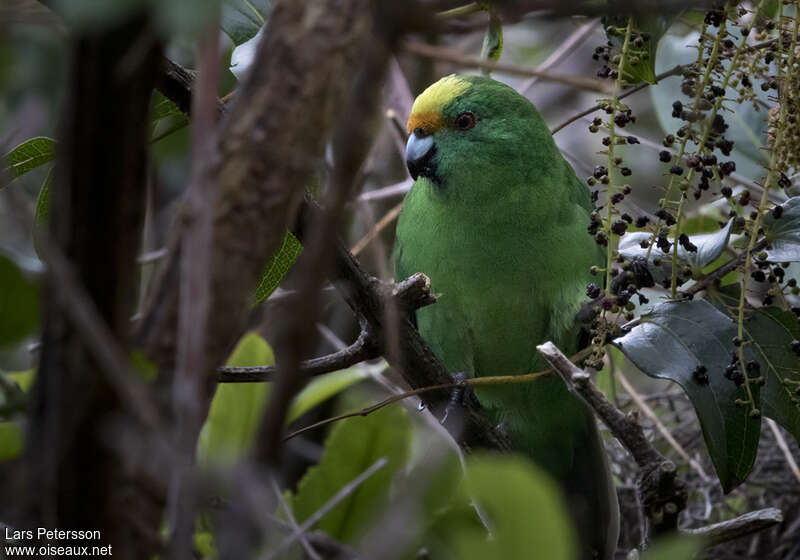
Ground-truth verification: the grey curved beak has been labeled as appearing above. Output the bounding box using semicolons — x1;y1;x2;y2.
405;133;435;181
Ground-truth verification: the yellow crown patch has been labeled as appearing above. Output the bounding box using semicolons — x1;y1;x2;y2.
407;75;471;134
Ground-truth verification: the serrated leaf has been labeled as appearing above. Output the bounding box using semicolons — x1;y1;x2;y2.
289;405;411;544
2;136;55;180
0;255;39;349
197;332;273;467
221;0;271;46
444;454;576;560
287;366;373;425
253;231;302;305
709;287;800;445
612;300;761;491
618;219;733;277
764;196;800;262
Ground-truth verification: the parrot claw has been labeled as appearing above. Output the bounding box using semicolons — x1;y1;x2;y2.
440;372;468;426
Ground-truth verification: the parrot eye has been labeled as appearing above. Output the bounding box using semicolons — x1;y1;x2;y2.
454;112;475;130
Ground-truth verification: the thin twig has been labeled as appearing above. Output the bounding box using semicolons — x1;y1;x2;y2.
517;18;600;95
218;327;378;383
550;64;686;134
351;202;404;256
616;369;712;482
265;458;388;560
634;133;782;202
357;179;413;202
767;418;800;484
283;368;553;442
270;477;321;560
403;41;614;93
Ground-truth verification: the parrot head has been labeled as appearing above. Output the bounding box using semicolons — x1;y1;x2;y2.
405;75;558;195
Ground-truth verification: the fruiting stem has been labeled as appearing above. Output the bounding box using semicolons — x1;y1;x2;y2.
604;18;633;297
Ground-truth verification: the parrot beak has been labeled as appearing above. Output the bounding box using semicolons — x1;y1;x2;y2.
405;132;436;182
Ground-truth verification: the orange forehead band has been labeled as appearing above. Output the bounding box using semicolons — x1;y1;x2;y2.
407;111;444;135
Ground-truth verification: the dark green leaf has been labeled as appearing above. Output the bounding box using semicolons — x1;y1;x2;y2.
253;231;302;304
221;0;271;45
612;300;761;491
288;405;411;544
709;287;800;445
0;255;39;348
2;136;55;180
764;196;800;262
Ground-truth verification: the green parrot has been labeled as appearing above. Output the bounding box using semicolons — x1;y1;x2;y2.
394;75;619;559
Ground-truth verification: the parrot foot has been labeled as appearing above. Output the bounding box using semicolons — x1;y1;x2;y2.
440;372;468;426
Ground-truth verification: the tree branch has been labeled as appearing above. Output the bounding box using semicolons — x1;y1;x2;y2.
536;341;687;537
296;199;512;453
684;507;784;547
217;273;436;383
403;40;614;93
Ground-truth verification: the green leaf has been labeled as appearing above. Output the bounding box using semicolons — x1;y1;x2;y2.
0;255;40;349
605;14;680;84
612;300;761;491
764;196;800;262
640;533;703;560
221;0;271;45
197;332;274;467
253;231;303;305
709;286;800;445
0;370;32;420
287;366;373;425
32;166;53;259
0;421;24;462
6;369;35;392
2;136;55;180
289;405;411;544
150;91;185;122
446;454;576;560
479;4;503;66
618;219;733;278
